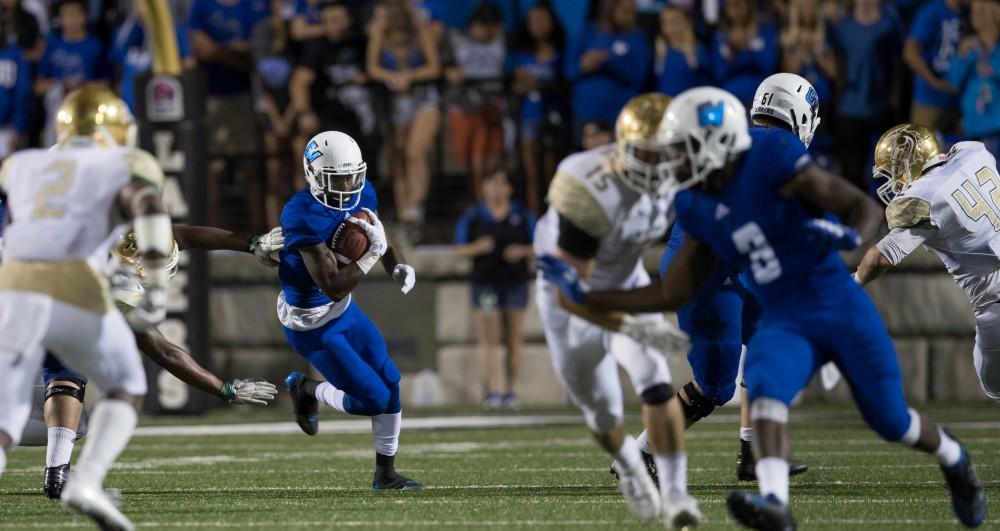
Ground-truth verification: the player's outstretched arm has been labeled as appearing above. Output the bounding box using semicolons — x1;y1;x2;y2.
173;224;284;266
136;328;277;406
783;165;884;246
299;243;366;300
855;245;893;286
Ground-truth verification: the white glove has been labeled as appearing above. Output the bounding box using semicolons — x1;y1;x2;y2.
351;208;388;274
619;314;691;354
223;378;279;406
392;263;416;294
126;286;167;333
249;226;284;267
819;362;842;391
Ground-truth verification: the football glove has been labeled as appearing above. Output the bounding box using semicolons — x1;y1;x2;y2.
537;255;587;303
819;362;842;391
221;378;279;406
351;208;388;274
126;286;166;333
249;226;284;267
619;315;691;354
804;218;861;251
393;263;416;294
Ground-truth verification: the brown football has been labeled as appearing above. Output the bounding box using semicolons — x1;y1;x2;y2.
331;211;371;264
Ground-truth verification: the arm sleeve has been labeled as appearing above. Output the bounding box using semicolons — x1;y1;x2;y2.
907;6;933;44
177;26;193;59
281;206;324;250
557;213;599;259
876;226;935;266
660;221;686;278
524;208;538;241
453;208;476;244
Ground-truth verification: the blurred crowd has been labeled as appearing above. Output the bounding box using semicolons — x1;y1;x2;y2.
0;0;997;240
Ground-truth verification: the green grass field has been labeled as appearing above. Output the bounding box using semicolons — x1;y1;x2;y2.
1;404;997;530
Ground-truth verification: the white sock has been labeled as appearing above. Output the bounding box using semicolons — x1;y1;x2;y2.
756;457;790;505
635;430;653;455
45;427;76;467
740;427;753;442
613;435;644;475
315;382;347;413
936;427;962;467
0;447;6;476
655;453;688;494
372;412;401;456
72;399;137;486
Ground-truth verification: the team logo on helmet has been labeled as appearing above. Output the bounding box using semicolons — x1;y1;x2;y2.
697;101;725;127
304;141;322;163
805;87;818;110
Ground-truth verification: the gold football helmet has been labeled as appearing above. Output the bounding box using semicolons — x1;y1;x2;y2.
56;85;136;147
113;232;179;282
873;124;942;205
615;93;672;195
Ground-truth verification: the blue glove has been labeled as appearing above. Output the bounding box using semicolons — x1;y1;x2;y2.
537;255;587;303
804;218;862;251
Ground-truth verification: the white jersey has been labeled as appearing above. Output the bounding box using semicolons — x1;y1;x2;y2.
534;144;672;290
880;141;1000;309
1;143;161;262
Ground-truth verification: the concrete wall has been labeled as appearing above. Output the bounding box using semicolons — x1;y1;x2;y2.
205;244;987;406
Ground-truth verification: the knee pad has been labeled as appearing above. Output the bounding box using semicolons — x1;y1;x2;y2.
45;382;86;404
679;382;716;423
749;397;789;424
582;406;623;435
640;383;675;405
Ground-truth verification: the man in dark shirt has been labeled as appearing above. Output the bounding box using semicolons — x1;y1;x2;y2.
454;168;536;410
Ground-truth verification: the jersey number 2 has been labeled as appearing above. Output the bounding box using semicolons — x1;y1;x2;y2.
732;222;782;284
32;160;75;219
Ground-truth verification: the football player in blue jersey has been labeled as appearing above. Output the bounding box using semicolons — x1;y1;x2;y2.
540;87;986;530
280;131;421;491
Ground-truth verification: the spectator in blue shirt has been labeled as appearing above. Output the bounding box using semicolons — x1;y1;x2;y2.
829;0;904;189
510;0;566;213
949;0;1000;154
565;0;650;143
710;0;779;106
0;36;30;156
654;6;711;97
903;0;964;133
453;167;536;411
37;0;107;94
108;0;195;112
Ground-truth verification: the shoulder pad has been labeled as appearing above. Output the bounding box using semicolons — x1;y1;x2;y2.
886;196;932;230
547;170;611;239
125;149;164;191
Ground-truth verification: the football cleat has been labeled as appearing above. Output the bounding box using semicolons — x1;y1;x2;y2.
726;491;796;531
939;434;987;528
372;470;425;491
61;478;135;531
618;467;662;521
43;464;70;499
663;488;702;530
609;450;659;489
736;440;808;481
285;372;319;436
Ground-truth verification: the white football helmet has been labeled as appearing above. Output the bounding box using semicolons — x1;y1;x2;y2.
303;131;367;210
657;87;752;191
751;73;821;147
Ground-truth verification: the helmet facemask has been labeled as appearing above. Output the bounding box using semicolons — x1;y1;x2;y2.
618;138;672;196
305;162;367;210
873;132;918;205
658;129;731;193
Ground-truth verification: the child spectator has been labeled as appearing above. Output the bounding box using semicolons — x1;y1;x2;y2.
445;2;507;202
829;0;904;188
252;0;295;227
565;0;650;143
711;0;780;106
0;26;30;156
580;119;613;149
949;0;1000;154
510;0;567;213
904;0;963;133
37;0;108;144
367;0;441;244
654;5;711;97
453;167;536;411
108;0;195;112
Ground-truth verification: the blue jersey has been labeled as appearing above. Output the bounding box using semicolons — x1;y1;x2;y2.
109;21;192;112
39;34;107;83
0;45;30;133
908;0;961;108
674;127;851;310
279;183;378;309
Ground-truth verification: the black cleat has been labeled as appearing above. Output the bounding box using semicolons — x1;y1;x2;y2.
737;440;808;481
43;464;70;499
727;490;797;531
939;432;987;528
372;470;425;491
608;450;659;489
284;371;319;436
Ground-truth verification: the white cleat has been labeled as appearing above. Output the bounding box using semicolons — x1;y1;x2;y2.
663;489;703;530
617;467;662;521
61;478;135;531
